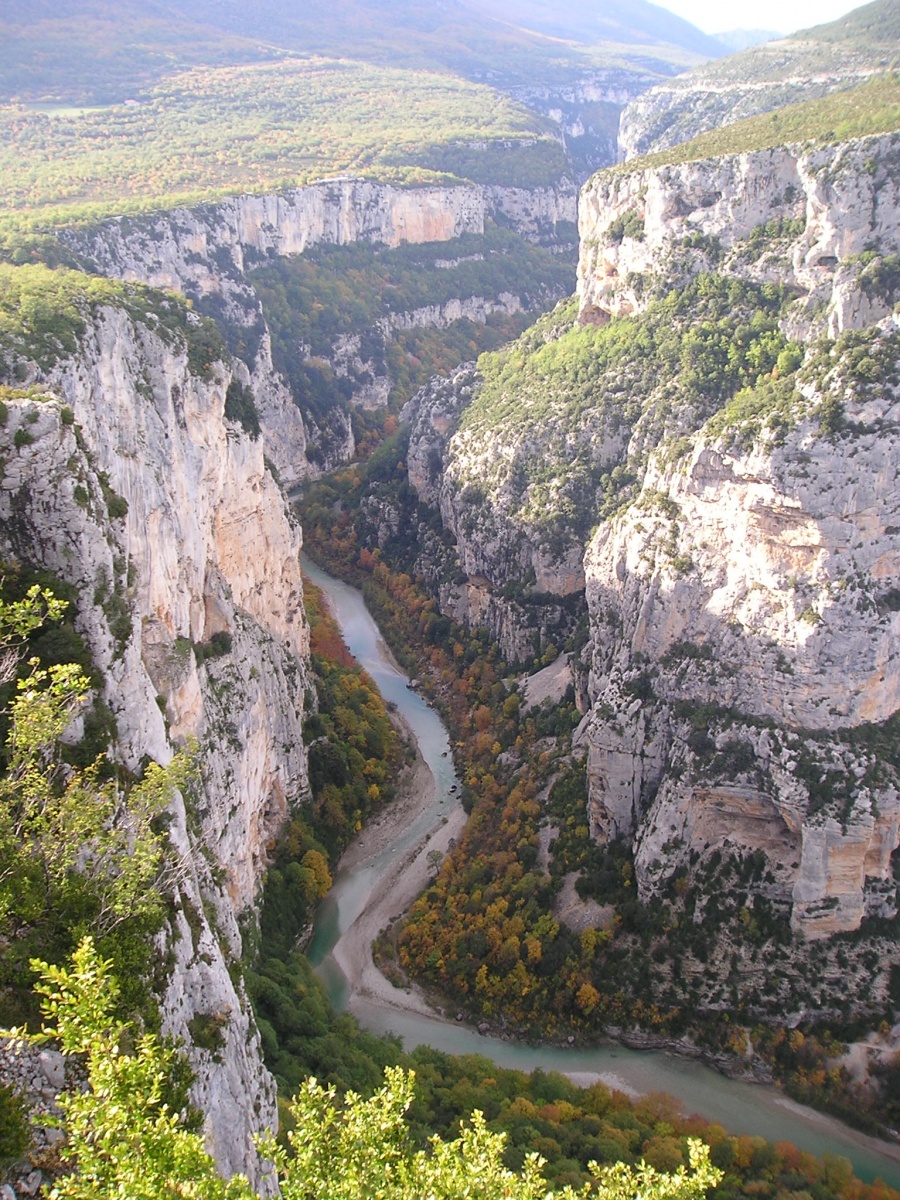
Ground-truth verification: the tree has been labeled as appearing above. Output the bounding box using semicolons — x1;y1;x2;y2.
13;939;723;1200
15;939;255;1200
0;580;193;1027
0;585;189;946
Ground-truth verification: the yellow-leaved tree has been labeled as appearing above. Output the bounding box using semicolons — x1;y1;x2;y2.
16;938;722;1200
2;584;724;1200
0;582;191;993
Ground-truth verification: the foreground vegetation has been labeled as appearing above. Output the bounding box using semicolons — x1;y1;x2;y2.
10;938;726;1200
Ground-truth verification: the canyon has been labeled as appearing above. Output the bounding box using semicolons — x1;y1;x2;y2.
0;296;309;1185
61;178;577;485
2;16;900;1183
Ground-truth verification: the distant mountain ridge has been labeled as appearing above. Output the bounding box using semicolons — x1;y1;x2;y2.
618;0;900;159
712;29;779;51
0;0;723;104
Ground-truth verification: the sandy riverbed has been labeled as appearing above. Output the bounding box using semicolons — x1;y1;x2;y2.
332;743;467;1023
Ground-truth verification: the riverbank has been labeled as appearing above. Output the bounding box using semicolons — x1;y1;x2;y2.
333;745;467;1023
303;553;900;1186
328;745;900;1177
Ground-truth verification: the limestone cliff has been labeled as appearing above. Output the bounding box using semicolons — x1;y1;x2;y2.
578;133;900;338
506;68;666;182
616;8;898;161
63;177;577;485
575;133;900;950
0;294;310;1184
397;126;900;997
579;330;900;940
399;357;592;662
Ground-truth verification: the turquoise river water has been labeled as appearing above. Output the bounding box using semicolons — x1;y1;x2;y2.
301;555;900;1187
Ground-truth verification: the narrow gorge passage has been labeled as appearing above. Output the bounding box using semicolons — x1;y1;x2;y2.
300;556;900;1189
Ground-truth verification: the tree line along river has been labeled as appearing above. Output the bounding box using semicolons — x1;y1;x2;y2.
301;555;900;1188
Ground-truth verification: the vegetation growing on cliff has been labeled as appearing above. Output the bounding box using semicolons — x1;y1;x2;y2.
0;262;227;375
253;229;573;360
442;272;802;555
251;227;574;423
0;575;191;1032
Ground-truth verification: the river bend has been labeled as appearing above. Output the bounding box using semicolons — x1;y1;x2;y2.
301;555;900;1187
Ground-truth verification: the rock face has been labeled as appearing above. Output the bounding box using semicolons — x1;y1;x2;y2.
578;132;900;337
580;378;900;939
574;132;900;942
0;299;310;1184
401;363;590;662
616;26;895;160
400;133;900;670
399;128;900;961
63;177;578;485
507;70;667;181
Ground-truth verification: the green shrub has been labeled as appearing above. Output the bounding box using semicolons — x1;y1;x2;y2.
0;1082;29;1176
607;209;645;243
224;379;261;439
187;1011;229;1056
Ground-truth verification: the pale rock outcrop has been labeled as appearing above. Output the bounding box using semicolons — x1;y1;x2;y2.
66;181;495;290
508;68;665;180
580;312;900;938
578;133;900;337
63;178;577;484
616;27;894;161
400;128;900;944
0;301;310;1184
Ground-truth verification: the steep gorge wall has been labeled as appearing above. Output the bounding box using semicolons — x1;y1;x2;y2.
576;132;900;941
0;301;310;1183
579;132;900;334
63;177;578;486
507;68;663;181
614;28;895;162
400;130;900;950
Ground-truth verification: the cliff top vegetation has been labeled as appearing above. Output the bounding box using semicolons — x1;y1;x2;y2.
0;57;568;236
797;0;900;49
0;262;226;373
650;0;900;91
612;71;900;173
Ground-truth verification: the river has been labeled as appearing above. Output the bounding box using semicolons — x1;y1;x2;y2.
301;554;900;1187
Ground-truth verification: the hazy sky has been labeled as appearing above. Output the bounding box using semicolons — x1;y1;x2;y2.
658;0;863;35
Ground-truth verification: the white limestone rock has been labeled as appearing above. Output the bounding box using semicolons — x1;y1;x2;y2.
62;177;577;485
0;300;311;1185
578;133;900;338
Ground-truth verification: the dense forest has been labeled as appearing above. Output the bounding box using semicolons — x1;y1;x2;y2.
0;59;564;235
